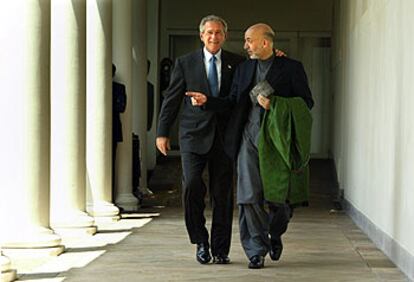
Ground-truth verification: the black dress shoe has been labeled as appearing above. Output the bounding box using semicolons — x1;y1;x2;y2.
196;243;211;264
248;255;265;269
213;254;230;264
269;238;283;261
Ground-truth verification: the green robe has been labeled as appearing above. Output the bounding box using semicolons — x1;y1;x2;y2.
258;96;312;205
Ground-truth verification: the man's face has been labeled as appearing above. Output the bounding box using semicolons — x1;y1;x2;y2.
200;21;226;54
244;28;265;59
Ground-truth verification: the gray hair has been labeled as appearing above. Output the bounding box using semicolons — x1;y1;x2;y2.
263;30;275;45
199;15;228;33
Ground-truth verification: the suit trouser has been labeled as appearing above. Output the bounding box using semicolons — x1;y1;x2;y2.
180;137;234;256
239;202;292;259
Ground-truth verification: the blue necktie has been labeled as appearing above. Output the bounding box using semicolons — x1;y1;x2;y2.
208;55;219;97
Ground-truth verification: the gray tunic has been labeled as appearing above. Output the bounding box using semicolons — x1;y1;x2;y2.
237;56;274;204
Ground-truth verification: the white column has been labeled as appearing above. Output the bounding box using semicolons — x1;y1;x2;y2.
113;0;139;211
86;0;120;221
0;0;63;257
132;0;151;195
0;249;16;282
50;0;97;237
146;0;160;173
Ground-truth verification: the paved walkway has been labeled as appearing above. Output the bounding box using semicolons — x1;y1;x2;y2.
12;159;409;281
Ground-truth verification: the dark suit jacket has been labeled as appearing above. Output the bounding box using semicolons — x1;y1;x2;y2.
157;49;244;154
113;81;127;143
224;56;314;160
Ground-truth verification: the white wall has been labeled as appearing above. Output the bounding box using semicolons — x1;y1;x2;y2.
332;0;414;278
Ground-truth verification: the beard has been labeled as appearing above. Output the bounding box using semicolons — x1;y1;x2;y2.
246;47;262;59
246;50;258;59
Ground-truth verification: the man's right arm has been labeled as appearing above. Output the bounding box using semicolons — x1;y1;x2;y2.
156;59;186;155
156;136;170;156
186;65;243;111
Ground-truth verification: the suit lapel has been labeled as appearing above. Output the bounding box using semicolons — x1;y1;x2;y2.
220;51;233;89
266;56;285;88
240;60;257;93
194;49;211;95
219;51;231;96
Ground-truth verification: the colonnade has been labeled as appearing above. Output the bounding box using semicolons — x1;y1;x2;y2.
0;1;148;280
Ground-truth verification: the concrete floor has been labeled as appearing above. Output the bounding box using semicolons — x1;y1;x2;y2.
11;158;409;281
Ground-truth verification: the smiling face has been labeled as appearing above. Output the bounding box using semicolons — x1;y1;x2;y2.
200;20;226;54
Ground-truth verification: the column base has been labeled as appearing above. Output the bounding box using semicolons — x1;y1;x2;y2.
87;201;120;220
1;246;64;258
1;271;16;282
115;193;140;212
51;211;97;237
1;227;64;258
1;255;16;282
52;226;97;238
1;227;62;248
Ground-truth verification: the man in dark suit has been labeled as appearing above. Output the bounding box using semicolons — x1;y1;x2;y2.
112;64;126;199
224;23;314;269
156;15;244;264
